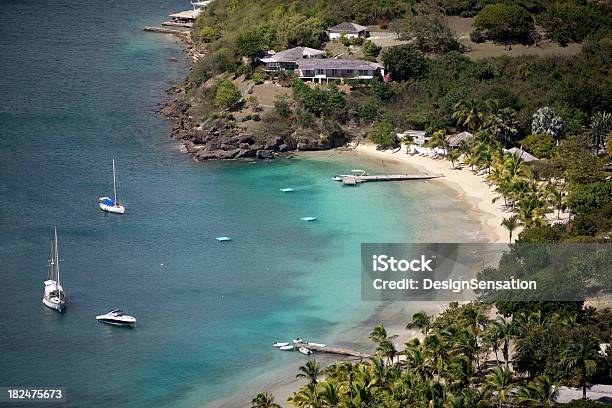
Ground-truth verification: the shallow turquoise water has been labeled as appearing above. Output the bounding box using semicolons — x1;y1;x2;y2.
0;1;420;406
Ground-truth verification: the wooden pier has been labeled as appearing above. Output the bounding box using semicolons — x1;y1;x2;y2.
295;343;372;359
341;173;443;185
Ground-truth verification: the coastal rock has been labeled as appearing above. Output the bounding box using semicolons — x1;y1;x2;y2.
297;140;330;151
239;143;250;149
256;149;274;159
238;134;255;145
194;149;218;161
236;149;255;158
184;142;205;154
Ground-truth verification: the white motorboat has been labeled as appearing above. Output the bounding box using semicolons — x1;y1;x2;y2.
273;342;290;348
298;347;313;355
330;176;343;181
98;159;125;214
96;309;136;326
292;337;305;344
279;345;294;351
307;342;327;348
42;227;66;312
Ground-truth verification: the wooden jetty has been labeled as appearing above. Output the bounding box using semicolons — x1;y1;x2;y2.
341;173;443;186
296;343;371;359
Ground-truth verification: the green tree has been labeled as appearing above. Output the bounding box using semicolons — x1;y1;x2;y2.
382;45;428;81
296;359;322;386
474;3;534;43
215;80;241;109
370;121;398;150
452;99;484;132
484;366;514;408
251;391;281;408
588;111;612;154
448;149;461;169
501;215;520;242
532;107;564;145
539;3;601;46
406;311;432;335
521;133;555;159
561;330;600;399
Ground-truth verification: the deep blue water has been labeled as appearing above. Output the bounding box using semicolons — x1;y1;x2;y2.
0;1;426;406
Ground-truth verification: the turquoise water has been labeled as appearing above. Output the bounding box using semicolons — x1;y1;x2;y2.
0;1;421;406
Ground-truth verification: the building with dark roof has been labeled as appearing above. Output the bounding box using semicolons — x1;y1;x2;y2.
327;22;369;40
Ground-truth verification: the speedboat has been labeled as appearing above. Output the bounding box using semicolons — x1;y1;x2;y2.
273;342;290;348
43;227;66;312
308;342;327;348
292;337;305;344
298;347;313;355
330;176;343;181
96;309;136;326
279;345;294;351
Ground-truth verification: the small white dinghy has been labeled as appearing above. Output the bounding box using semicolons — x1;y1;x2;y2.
273;342;290;348
279;345;294;351
96;309;136;326
298;347;313;355
99;159;125;214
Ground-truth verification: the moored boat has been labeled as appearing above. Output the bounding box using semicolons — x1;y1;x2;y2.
96;309;136;326
43;227;66;312
98;159;125;214
298;347;313;355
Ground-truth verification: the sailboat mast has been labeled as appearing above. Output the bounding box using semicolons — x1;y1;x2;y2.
112;159;118;204
54;227;60;287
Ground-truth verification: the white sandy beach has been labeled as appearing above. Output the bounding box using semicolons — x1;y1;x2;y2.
353;143;512;244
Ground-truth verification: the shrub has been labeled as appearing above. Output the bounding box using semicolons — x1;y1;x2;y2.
521;133;555;159
470;30;486;43
362;40;381;58
382;45;428;81
474;3;534;43
215;80;241;109
568;182;612;215
252;114;261;121
274;95;291;118
570;215;597;237
370;121;398;149
251;72;265;85
539;3;601;46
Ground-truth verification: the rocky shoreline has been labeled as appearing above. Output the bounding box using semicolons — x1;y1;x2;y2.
155;32;341;161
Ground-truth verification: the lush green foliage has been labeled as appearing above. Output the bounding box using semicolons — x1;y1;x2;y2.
381;45;428;81
260;303;611;407
521;133;555;158
473;3;534;43
539;3;609;46
369;121;397;149
214;80;241;109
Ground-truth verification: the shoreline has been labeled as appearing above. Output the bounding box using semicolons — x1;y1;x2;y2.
351;143;509;244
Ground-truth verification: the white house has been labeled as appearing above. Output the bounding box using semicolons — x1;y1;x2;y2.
296;59;383;82
327;22;369;40
260;47;325;72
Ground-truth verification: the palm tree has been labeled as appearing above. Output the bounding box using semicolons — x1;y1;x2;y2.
484;366;514;408
369;324;388;344
588;111;612;153
517;375;558;408
406;311;432;335
296;359;322;386
452;99;484;131
561;330;600;399
501;215;520;242
251;391;281;408
491;317;513;368
376;338;398;366
288;383;320;408
547;184;566;219
448;149;461;169
402;340;433;380
319;382;343;407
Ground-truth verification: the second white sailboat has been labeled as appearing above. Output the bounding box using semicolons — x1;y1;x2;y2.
98;159;125;214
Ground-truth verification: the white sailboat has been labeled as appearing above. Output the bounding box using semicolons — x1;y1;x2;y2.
43;227;66;312
98;159;125;214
